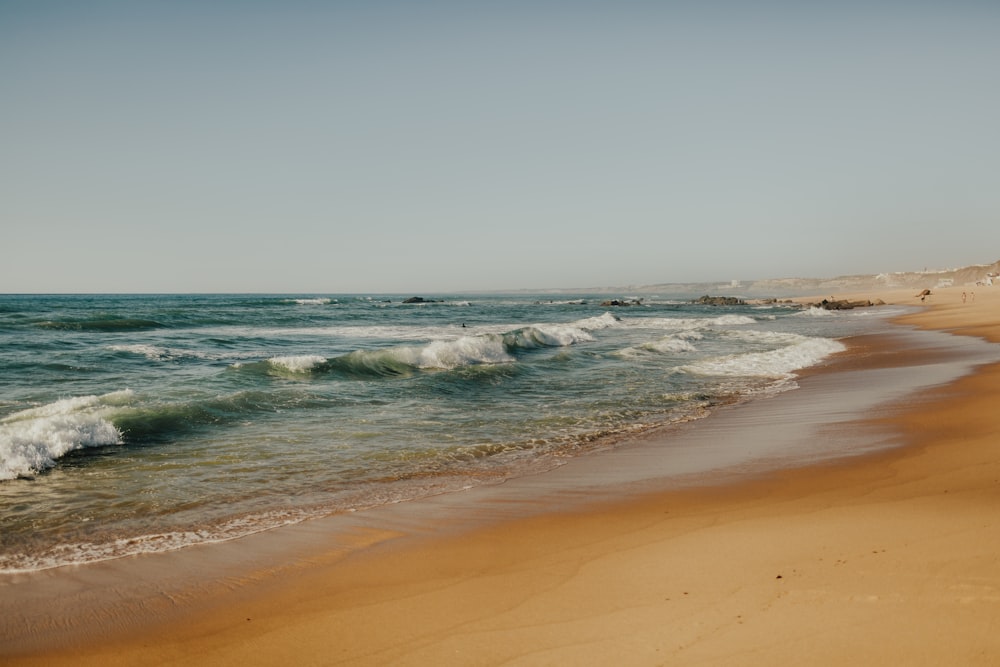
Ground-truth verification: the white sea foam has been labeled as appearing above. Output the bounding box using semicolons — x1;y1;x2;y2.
0;508;315;573
508;323;595;348
681;337;846;378
721;329;809;345
700;314;758;326
631;314;757;331
618;335;699;358
267;355;328;373
108;343;223;361
848;307;908;318
401;336;514;369
797;306;835;318
0;392;129;480
109;343;172;360
291;298;332;305
795;306;899;319
641;337;699;354
573;312;621;331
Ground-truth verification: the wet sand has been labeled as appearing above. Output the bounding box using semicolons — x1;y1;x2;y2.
4;285;1000;665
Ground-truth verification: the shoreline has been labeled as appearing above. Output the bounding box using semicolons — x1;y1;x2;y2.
4;285;1000;664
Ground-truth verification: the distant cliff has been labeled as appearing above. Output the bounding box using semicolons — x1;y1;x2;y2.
744;260;1000;296
506;260;1000;298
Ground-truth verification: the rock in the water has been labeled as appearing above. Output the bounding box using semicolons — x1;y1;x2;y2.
808;298;875;310
692;295;746;306
600;298;643;307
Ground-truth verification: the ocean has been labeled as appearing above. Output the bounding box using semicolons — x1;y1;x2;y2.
0;292;891;573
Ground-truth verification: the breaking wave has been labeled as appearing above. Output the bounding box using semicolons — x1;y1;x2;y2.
0;392;130;480
681;337;846;378
232;317;612;379
267;355;329;373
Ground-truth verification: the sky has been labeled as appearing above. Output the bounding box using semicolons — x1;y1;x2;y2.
2;1;999;294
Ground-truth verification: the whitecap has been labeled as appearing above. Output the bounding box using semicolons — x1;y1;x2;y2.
573;312;621;331
505;324;594;349
681;337;846;378
109;343;172;360
400;336;514;370
267;355;328;373
796;306;835;318
640;337;699;354
291;298;332;306
618;335;699;358
0;392;130;480
721;329;809;345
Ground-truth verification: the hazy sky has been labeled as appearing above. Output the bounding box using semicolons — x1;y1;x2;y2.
3;1;998;293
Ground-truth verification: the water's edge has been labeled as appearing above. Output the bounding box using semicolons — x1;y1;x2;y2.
2;320;998;655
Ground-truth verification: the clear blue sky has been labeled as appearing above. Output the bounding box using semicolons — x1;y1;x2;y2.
3;1;998;293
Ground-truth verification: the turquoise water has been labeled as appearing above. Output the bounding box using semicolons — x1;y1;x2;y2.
0;293;881;571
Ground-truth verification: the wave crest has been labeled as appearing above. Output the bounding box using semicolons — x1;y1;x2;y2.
681;337;846;378
288;298;333;306
0;392;129;480
572;312;621;331
503;324;594;349
333;335;515;376
639;337;699;354
267;355;329;373
314;321;598;378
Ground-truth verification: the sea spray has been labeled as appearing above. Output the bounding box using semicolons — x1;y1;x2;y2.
0;391;129;480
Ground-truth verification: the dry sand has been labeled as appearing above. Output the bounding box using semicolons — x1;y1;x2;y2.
5;285;1000;666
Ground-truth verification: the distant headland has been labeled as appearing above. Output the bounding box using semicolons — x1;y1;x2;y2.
506;260;1000;298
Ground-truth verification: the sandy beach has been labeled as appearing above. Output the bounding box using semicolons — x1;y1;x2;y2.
4;284;1000;666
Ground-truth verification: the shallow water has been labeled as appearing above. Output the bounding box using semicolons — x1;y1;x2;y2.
0;293;901;571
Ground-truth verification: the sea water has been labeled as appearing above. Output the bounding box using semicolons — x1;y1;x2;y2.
0;293;890;572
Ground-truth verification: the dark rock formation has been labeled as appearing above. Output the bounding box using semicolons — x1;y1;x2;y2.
402;297;439;304
692;295;746;306
807;298;881;310
600;298;643;307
